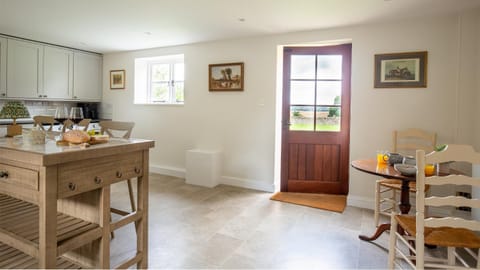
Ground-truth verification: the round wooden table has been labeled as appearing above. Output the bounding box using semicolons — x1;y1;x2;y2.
351;159;415;241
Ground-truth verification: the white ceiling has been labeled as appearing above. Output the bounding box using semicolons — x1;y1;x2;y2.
0;0;479;54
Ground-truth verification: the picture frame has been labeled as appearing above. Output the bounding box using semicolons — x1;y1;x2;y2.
209;62;244;91
110;70;125;89
374;51;427;88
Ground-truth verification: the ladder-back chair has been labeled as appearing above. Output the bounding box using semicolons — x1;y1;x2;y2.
62;118;91;132
388;144;480;269
99;121;136;236
374;128;437;226
33;115;56;131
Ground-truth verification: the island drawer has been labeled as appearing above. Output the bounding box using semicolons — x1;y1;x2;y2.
57;151;143;198
0;163;39;191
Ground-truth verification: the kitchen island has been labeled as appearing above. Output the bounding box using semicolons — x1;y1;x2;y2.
0;136;154;268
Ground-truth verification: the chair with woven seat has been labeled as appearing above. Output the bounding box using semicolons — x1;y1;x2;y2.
388;144;480;269
33;115;56;131
374;128;437;226
99;121;136;223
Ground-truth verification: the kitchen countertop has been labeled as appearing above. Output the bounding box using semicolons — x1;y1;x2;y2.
0;118;103;125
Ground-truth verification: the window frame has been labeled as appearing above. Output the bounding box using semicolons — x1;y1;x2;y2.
134;54;184;105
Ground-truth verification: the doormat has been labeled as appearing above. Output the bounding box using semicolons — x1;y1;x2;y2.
270;192;347;213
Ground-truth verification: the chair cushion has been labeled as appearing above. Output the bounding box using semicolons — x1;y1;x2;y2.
395;215;480;248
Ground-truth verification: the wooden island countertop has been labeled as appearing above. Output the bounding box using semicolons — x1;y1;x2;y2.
0;137;154;269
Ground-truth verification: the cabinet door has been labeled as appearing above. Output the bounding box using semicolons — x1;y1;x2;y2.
0;37;6;98
73;52;102;101
7;39;43;98
43;46;73;99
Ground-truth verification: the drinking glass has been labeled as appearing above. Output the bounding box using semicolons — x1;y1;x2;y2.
54;106;69;132
69;107;84;129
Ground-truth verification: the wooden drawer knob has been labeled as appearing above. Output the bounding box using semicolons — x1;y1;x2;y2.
116;171;123;178
0;170;8;178
134;167;141;174
94;176;103;184
68;182;77;191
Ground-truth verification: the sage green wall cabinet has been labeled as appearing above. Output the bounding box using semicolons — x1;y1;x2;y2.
43;46;73;99
6;39;44;99
0;37;6;98
73;52;102;101
0;35;102;101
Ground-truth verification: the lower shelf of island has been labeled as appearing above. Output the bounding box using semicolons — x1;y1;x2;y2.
0;193;103;269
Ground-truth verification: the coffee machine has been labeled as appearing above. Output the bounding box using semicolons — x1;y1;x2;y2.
77;102;99;120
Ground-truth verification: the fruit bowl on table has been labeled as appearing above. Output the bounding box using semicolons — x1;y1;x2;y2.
394;164;417;176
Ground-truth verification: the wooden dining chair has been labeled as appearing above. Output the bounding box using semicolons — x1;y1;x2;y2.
62;118;91;132
33;115;56;131
388;144;480;269
374;128;437;226
99;121;136;237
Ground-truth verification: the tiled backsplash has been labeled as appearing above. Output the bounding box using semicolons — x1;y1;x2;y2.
0;100;109;119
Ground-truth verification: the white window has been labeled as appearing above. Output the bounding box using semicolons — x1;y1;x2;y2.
134;54;184;104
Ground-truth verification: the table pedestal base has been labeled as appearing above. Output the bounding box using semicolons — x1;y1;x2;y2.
359;223;390;241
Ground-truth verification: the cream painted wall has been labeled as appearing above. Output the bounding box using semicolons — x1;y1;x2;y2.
102;10;479;209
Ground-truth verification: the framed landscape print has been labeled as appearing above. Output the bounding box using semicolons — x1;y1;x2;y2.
374;51;427;88
209;62;244;91
110;70;125;89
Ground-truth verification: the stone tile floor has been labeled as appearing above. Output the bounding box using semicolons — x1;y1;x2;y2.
109;174;399;269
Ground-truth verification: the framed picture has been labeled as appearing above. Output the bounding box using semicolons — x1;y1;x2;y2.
110;70;125;89
209;62;244;91
374;51;427;88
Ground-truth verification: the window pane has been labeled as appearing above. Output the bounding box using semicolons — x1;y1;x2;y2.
151;82;169;102
316;55;342;80
316;81;341;105
316;106;341;132
290;105;314;131
152;64;170;81
175;81;184;103
290;81;315;105
291;55;316;79
174;63;184;81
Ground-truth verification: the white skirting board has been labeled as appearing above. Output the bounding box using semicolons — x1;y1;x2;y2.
149;164;393;210
149;164;275;192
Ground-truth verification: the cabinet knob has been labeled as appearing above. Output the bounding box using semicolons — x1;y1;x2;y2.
73;96;78;99
0;170;8;178
1;93;5;97
116;171;123;178
38;94;43;98
94;176;103;184
68;182;77;191
134;167;141;174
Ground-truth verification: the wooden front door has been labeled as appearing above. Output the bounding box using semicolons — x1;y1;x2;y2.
281;44;352;194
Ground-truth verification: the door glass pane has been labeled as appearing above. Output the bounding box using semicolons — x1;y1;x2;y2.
290;105;314;131
290;81;315;105
291;55;316;79
316;55;342;80
316;81;342;105
151;82;169;102
151;64;170;81
316;106;341;132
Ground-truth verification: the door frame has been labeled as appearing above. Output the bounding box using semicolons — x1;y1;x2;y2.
279;43;352;193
